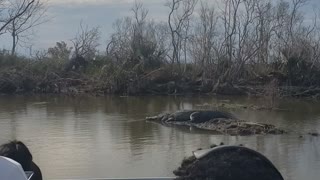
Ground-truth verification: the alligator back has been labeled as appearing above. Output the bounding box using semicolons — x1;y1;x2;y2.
190;110;238;123
168;110;197;122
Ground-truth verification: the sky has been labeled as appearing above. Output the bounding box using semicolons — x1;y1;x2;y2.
0;0;168;55
0;0;319;55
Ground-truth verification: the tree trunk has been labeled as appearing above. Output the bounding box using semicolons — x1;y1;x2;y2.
11;21;17;56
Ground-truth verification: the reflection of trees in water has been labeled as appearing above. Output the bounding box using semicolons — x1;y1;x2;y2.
101;96;182;115
0;96;31;141
42;96;101;118
0;96;28;114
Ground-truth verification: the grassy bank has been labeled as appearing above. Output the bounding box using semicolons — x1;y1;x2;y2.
1;52;320;100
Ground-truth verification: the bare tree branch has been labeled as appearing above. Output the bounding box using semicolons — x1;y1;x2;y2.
0;0;35;33
6;0;48;55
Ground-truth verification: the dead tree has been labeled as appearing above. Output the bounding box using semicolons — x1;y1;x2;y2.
6;0;47;55
107;2;168;72
189;1;218;78
71;22;100;60
0;0;36;35
166;0;198;68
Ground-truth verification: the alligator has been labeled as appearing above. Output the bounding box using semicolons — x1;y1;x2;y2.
146;110;237;124
146;110;286;136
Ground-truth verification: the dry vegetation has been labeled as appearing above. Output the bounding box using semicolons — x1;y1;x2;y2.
1;0;320;98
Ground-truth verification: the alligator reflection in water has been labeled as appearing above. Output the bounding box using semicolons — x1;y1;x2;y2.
146;110;286;136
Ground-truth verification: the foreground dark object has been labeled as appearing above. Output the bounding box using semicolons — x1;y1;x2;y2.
146;110;286;136
174;145;284;180
0;140;42;180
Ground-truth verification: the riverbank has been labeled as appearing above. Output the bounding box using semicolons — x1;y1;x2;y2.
1;64;320;100
1;53;320;100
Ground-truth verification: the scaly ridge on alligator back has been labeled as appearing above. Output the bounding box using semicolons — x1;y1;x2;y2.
190;110;239;124
166;110;197;122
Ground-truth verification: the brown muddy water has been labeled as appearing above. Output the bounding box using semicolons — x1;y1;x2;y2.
0;95;319;180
